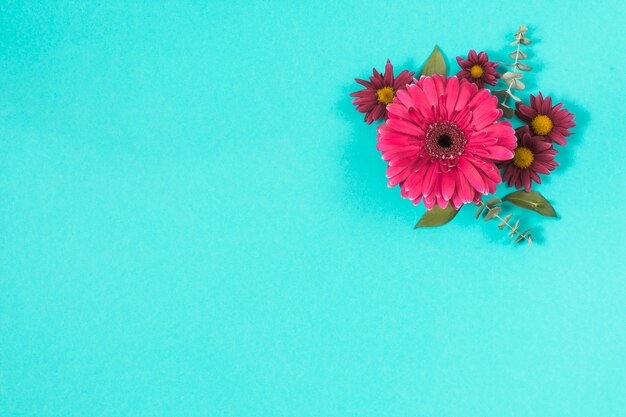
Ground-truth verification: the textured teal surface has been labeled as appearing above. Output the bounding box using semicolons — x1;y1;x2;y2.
1;1;625;416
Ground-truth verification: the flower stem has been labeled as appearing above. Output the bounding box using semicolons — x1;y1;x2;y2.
483;204;531;244
501;31;523;108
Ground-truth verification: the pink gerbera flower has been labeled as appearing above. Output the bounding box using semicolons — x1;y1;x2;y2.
350;60;415;124
501;126;559;191
515;92;576;145
456;50;500;88
377;74;517;209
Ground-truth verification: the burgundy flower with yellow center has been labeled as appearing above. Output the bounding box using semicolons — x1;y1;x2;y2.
350;60;415;124
516;92;576;145
456;50;500;89
500;126;559;191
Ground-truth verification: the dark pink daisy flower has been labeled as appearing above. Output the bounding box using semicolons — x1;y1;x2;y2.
456;50;500;89
350;60;415;124
500;126;559;191
515;92;576;146
377;75;517;210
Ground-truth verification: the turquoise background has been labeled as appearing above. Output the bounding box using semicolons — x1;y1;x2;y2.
1;1;625;416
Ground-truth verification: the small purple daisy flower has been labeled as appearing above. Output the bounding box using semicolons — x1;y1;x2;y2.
456;50;500;88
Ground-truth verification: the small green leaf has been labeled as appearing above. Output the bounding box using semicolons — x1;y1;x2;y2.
502;71;523;80
509;50;528;60
498;103;515;118
503;190;557;217
415;204;459;228
509;219;520;237
516;25;529;36
505;78;525;90
491;89;509;99
420;46;447;76
498;214;513;229
475;203;486;219
484;206;501;221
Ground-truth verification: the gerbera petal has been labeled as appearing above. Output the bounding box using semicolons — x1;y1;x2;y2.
423;193;436;210
386;118;425;137
454;81;476;112
486;145;515;161
423;163;439;197
445;76;460;113
420;76;439;107
459;157;487;194
455;171;474;202
441;171;456;201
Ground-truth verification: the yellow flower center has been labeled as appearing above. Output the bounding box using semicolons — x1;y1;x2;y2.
512;146;535;169
469;65;484;79
531;114;554;136
376;86;395;105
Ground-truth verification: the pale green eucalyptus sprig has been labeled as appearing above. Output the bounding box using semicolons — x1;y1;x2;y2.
492;25;533;118
476;197;534;246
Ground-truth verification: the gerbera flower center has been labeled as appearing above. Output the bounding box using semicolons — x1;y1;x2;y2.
512;146;535;169
469;65;484;79
531;114;554;136
437;134;452;148
425;121;467;160
376;86;395;105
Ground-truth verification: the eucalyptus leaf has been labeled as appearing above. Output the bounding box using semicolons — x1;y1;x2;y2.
509;51;528;60
504;63;532;71
502;71;523;80
491;89;509;98
505;78;525;90
475;204;486;219
483;206;501;221
498;213;513;229
415;204;459;228
520;37;532;45
503;190;557;217
485;197;502;207
509;92;521;102
420;45;447;76
510;219;520;236
516;25;529;35
498;103;515;118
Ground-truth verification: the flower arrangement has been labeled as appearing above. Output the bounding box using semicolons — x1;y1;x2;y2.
350;25;575;246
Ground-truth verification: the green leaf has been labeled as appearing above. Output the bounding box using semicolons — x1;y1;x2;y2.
420;46;447;76
498;103;515;118
483;206;501;221
415;204;459;228
503;190;557;217
475;203;486;219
